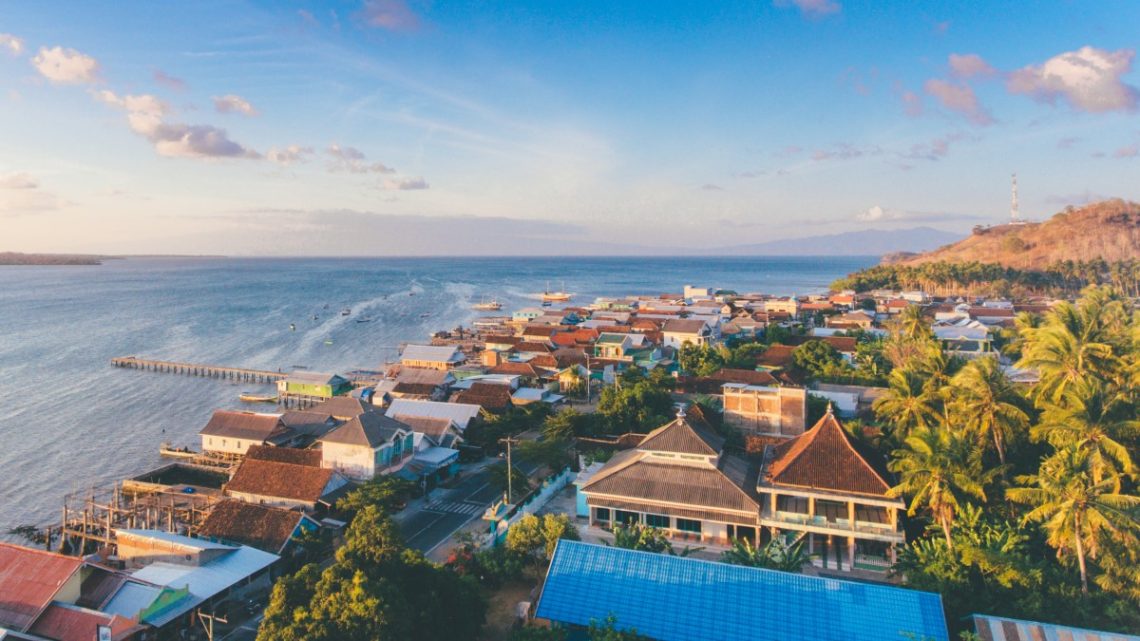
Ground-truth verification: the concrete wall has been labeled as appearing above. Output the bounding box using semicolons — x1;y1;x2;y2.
202;435;263;455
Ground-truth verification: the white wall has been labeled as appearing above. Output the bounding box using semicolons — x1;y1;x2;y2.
322;442;378;480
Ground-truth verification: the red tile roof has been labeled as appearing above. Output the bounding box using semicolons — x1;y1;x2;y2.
453;382;513;410
197;500;309;553
489;361;542;377
225;458;335;503
786;335;858;353
199;410;289;442
707;368;779;386
0;543;82;631
245;444;322;467
764;410;891;496
756;344;796;368
513;341;553;354
29;603;139;641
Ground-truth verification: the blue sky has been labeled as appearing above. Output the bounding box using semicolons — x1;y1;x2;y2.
1;1;1138;255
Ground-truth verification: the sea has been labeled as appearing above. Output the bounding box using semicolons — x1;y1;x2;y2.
0;255;874;534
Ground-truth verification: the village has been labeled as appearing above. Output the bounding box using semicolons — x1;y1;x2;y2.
0;282;1126;641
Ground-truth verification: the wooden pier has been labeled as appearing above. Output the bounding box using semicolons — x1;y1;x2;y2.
111;356;287;383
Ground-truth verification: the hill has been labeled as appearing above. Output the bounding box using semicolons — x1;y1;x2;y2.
717;226;963;257
894;199;1140;269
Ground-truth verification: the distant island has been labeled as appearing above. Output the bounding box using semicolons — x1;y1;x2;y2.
0;252;115;266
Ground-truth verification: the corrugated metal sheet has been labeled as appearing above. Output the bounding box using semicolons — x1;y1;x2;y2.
972;614;1140;641
0;543;82;631
536;540;949;641
385;399;480;428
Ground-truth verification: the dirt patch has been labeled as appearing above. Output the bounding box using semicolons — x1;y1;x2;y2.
480;580;539;641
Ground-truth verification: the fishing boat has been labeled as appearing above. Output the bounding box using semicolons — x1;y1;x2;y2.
239;392;278;403
355;316;374;323
419;312;432;318
541;280;572;302
472;297;502;311
341;308;351;316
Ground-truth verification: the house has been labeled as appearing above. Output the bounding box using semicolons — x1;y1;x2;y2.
826;309;875;330
276;371;352;400
967;306;1015;326
384;399;482;433
593;332;649;361
452;381;514;412
678;367;778;395
308;396;376;420
388;367;454;401
224;454;349;511
511;387;565;406
757;407;905;571
482;335;521;352
399;344;465;371
101;530;278;632
878;299;912;315
279;410;337;441
660;318;714;348
0;542;143;641
511;307;544;323
968;614;1140;641
722;383;807;437
398;415;463;449
197;500;320;555
764;297;799;315
319;412;415;480
199;410;294;456
754;344;796;371
534;540;950;641
580;408;762;546
812;383;887;417
932;319;993;358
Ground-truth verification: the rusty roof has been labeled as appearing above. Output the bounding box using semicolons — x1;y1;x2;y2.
453;382;513;410
225;458;335;503
29;603;140;641
0;542;83;631
197;500;309;554
764;410;891;496
756;344;797;368
199;410;289;442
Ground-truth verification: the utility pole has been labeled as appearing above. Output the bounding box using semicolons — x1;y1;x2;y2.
498;436;520;504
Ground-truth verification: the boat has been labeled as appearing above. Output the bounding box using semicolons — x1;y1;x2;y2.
239;393;278;403
341;308;351;316
324;339;334;345
355;316;374;323
289;323;296;331
419;312;432;318
541;301;552;307
541;280;572;302
472;297;502;311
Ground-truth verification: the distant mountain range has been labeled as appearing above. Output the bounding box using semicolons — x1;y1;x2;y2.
894;199;1140;269
715;226;964;257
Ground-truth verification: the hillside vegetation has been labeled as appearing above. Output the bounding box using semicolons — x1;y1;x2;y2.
896;199;1140;270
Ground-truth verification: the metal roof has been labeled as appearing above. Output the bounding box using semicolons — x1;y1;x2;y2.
536;540;949;641
400;344;462;363
385;399;481;428
971;614;1140;641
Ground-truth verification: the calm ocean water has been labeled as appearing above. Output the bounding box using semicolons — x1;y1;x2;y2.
0;255;874;532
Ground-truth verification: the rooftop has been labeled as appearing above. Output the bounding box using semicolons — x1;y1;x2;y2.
764;409;893;497
400;344;463;363
0;543;83;631
225;458;335;503
198;410;288;442
536;540;949;641
197;500;311;553
320;412;409;448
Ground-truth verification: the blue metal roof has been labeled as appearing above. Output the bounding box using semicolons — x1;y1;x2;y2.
536;540;949;641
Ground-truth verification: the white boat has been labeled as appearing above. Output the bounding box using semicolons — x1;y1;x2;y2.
541;280;571;302
472;297;502;311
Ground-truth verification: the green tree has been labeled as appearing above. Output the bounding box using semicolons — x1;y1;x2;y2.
874;369;941;438
1033;379;1137;485
791;339;844;377
336;476;415;517
1007;446;1140;594
720;537;807;572
506;513;580;574
948;356;1029;467
588;615;651;641
1017;295;1123;406
488;461;533;503
888;427;996;548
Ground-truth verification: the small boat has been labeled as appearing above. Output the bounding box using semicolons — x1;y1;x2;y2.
355;316;374;323
324;339;334;345
313;314;319;321
541;301;552;307
289;323;296;331
409;292;415;297
239;393;278;403
472;298;502;311
541;280;572;302
419;312;431;318
341;308;351;316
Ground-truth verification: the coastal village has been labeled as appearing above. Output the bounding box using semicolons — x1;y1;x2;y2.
1;279;1137;641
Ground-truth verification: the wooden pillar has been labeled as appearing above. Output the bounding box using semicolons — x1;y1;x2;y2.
808;495;815;518
848;501;855;530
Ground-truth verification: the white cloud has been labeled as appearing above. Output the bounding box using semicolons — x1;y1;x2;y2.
32;46;100;84
924;78;993;125
382;176;429;190
857;205;886;222
0;34;24;57
855;205;981;223
948;53;996;79
267;145;315;165
0;172;38;189
1007;46;1138;113
213;94;258;116
327;143;395;174
775;0;840;18
97;90;259;159
153;70;186;91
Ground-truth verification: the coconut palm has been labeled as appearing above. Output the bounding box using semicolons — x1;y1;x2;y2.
949;356;1029;467
1018;300;1119;406
1006;446;1140;594
888;426;995;548
874;369;940;438
1032;379;1137;486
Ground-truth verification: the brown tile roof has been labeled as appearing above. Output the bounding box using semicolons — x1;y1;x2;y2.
489;361;542;377
320;412;408;448
582;455;759;514
764;410;891;496
280;410;336;437
29;603;139;641
637;415;724;456
528;354;560;369
453;382;513;410
552;348;587;368
309;396;375;420
197;500;309;553
756;344;796;368
225;458;335;503
0;543;83;631
483;335;522;347
662;319;708;334
396;367;451;385
245;444;322;467
708;368;779;386
395;415;460;448
514;341;553;354
786;335;858;353
392;382;440;397
199;410;289;442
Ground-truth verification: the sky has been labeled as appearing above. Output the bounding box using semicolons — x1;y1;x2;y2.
1;1;1139;255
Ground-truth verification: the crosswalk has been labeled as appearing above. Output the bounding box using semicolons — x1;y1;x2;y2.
423;500;486;516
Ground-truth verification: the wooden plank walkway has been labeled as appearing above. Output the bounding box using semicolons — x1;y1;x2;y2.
110;356;287;383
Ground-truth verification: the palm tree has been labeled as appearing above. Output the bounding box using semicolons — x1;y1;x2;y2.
949;357;1029;467
1032;379;1137;485
1006;446;1140;594
874;369;941;438
888;426;995;548
896;304;932;342
1017;299;1120;406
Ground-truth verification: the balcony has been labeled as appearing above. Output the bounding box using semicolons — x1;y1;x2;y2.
763;509;902;542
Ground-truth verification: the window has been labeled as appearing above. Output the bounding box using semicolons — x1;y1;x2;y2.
614;510;641;525
676;518;701;534
646;514;670;529
594;507;611;522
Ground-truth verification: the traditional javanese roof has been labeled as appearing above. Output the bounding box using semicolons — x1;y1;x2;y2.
636;414;724;457
763;408;892;496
